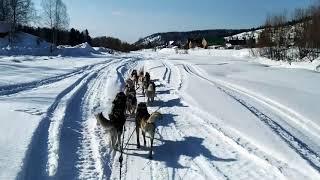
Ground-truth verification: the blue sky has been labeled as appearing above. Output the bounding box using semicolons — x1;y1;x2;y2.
34;0;316;43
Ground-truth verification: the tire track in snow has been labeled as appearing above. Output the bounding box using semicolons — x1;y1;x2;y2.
47;60;121;179
16;60;118;180
186;63;320;141
123;59;269;180
169;61;315;179
54;74;98;179
165;111;231;180
55;58;140;179
182;63;320;173
154;60;232;179
160;60;183;91
78;58;142;179
108;58;150;180
76;65;119;179
16;70;93;180
161;61;172;84
60;57;140;180
217;86;320;172
159;61;293;179
0;60;113;97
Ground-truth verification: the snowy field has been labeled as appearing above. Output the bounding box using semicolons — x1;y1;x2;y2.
0;48;319;180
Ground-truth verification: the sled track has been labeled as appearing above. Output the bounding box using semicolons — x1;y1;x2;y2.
16;59;120;180
53;57;141;179
0;60;115;96
116;59;284;180
161;61;172;84
53;59;127;179
0;56;129;97
159;61;288;179
161;61;294;174
181;64;320;173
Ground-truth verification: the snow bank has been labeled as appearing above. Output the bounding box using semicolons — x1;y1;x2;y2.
0;33;52;56
57;42;100;57
93;47;117;55
158;47;250;58
157;47;320;72
0;33;114;57
251;56;320;72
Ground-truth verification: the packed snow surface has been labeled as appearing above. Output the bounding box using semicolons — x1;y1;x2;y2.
0;48;319;180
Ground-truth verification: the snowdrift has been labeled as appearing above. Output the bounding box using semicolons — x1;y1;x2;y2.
0;33;52;56
156;47;320;72
158;47;251;58
57;42;99;57
93;47;116;55
0;33;113;57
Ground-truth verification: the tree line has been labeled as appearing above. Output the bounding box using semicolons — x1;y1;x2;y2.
0;0;70;51
91;36;140;52
256;1;320;62
18;25;92;46
0;0;141;52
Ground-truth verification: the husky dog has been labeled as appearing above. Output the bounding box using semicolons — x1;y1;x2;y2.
125;85;136;96
135;102;162;159
138;70;144;89
146;81;156;103
138;68;144;79
95;112;121;150
131;70;139;87
141;72;150;95
126;92;137;116
144;72;150;82
142;79;149;96
95;92;127;150
125;78;136;96
126;78;134;89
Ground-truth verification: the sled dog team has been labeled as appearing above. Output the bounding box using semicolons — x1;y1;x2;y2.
95;68;161;159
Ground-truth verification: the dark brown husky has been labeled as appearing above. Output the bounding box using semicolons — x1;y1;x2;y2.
95;92;127;150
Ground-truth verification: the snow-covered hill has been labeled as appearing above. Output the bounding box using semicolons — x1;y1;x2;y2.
0;48;319;179
135;29;250;47
224;29;263;41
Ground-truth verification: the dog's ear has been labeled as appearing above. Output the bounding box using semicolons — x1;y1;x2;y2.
94;112;100;118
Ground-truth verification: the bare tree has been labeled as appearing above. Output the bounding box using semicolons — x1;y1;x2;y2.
8;0;34;30
0;0;10;21
41;0;69;51
5;0;34;43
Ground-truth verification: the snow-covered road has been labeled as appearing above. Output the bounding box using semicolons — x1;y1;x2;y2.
0;49;319;180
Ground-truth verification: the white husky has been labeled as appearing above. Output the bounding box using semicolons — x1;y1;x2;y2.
146;82;156;103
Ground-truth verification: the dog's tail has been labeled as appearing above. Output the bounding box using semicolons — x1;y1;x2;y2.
147;112;162;123
95;112;113;128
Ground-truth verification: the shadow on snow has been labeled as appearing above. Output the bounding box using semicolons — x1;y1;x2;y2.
128;136;236;169
149;98;188;108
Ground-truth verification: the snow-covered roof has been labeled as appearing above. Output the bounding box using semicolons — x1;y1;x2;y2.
0;21;10;33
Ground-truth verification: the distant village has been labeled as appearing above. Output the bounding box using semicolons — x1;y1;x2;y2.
165;33;258;50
